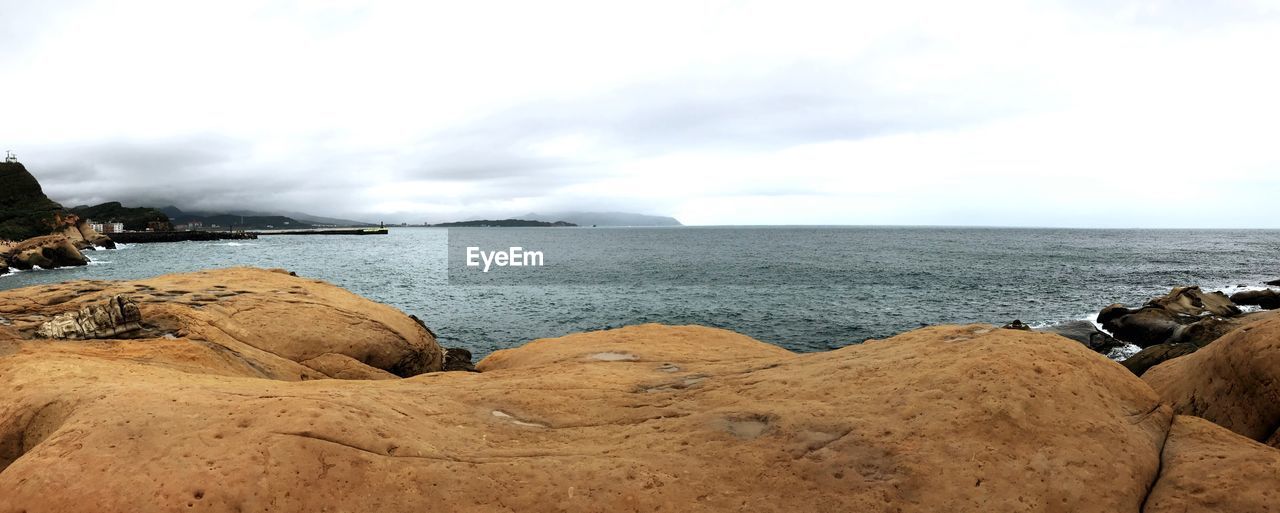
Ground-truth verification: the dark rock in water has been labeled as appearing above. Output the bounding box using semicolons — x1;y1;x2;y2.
443;347;478;372
1035;320;1124;353
1100;306;1184;348
1230;289;1280;310
1001;319;1032;330
35;295;143;339
0;258;7;275
1267;279;1280;286
1122;343;1198;376
1100;286;1249;349
4;235;89;270
1146;286;1240;317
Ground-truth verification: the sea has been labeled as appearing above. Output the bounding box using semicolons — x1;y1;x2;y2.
2;227;1277;358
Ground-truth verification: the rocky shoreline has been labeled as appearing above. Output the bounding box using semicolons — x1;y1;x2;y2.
2;267;1279;511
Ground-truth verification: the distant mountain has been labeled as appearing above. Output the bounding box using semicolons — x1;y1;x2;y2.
70;202;170;231
430;219;577;227
159;206;314;230
523;211;682;227
158;206;371;228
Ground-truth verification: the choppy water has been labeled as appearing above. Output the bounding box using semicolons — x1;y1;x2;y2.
2;227;1277;357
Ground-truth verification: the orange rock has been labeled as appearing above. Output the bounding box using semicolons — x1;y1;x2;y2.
0;271;1177;513
1143;311;1280;442
1143;416;1280;512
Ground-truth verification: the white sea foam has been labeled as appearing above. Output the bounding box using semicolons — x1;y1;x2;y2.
1107;344;1142;360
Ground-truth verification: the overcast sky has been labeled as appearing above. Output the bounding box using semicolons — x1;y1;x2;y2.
3;0;1279;226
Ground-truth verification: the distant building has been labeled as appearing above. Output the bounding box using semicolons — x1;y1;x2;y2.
91;221;125;234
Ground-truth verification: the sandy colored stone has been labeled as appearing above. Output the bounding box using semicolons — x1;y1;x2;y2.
3;234;87;270
0;301;1173;513
1143;311;1280;442
0;267;442;379
301;352;399;380
1143;415;1280;513
35;294;142;339
1146;286;1240;317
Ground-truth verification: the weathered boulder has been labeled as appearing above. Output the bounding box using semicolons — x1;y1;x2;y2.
0;311;1174;511
1099;288;1255;349
1143;310;1280;443
1146;286;1240;317
1230;288;1280;310
1099;306;1183;347
442;346;478;371
0;267;443;379
3;235;88;270
35;295;142;339
1120;342;1198;376
1035;319;1123;353
0;258;7;276
1143;416;1280;512
54;219;115;250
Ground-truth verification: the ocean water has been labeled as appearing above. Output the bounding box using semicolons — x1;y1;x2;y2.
2;227;1277;358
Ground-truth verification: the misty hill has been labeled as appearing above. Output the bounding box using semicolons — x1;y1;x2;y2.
159;206;371;228
430;219;577;227
211;209;373;227
70;202;170;232
0;161;68;240
523;211;681;227
160;206;315;230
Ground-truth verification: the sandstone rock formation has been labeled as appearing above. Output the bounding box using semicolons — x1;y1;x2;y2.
35;294;142;339
1230;288;1280;310
2;269;1278;511
2;234;89;270
53;218;116;250
1146;286;1240;317
0;267;442;380
1143;416;1280;512
1143;311;1280;444
1100;286;1261;375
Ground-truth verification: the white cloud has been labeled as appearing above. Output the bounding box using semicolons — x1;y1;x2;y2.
2;0;1278;226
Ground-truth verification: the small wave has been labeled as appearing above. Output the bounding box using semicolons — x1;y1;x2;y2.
214;242;256;247
1211;284;1272;296
86;259;111;266
1106;344;1142;361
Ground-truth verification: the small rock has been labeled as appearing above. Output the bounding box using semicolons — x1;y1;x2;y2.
1001;320;1032;331
442;347;478;372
